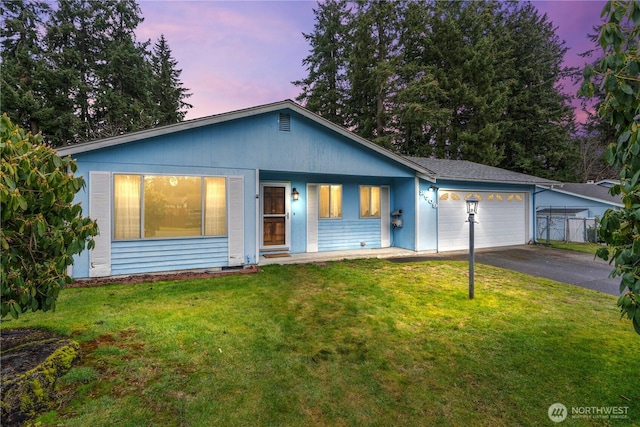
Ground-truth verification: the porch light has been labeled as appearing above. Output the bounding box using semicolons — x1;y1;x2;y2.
292;188;300;201
466;197;479;216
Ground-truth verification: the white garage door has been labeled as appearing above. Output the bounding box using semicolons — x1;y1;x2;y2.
437;190;528;251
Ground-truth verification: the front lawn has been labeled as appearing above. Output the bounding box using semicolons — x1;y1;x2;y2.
3;259;637;426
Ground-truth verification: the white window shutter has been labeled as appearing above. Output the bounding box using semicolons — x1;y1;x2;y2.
381;186;390;248
89;171;111;277
228;176;244;266
307;184;318;252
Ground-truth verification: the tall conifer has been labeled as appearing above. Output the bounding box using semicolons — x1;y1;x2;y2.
151;34;192;126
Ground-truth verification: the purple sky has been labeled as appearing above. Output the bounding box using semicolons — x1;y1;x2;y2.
136;0;607;122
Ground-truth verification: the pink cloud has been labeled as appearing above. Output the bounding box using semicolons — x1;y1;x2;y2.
136;0;314;119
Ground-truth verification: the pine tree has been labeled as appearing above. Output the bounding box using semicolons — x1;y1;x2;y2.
393;1;449;157
293;0;349;127
44;0;110;144
345;0;399;147
497;2;579;180
93;0;155;138
150;34;192;126
0;0;51;136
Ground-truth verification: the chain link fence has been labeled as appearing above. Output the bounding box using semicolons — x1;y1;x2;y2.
536;211;599;243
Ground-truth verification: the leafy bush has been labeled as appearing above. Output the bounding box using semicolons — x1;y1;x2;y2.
581;0;640;334
1;114;98;318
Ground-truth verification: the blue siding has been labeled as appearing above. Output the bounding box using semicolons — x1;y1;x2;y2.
535;190;616;218
417;179;439;251
73;111;415;179
111;238;228;275
65;106;426;277
391;177;417;250
318;220;381;251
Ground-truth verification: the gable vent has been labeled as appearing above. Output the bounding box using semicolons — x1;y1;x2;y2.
279;113;291;132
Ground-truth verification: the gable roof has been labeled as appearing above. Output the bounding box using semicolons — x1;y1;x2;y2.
56;100;436;182
406;157;559;186
538;182;623;207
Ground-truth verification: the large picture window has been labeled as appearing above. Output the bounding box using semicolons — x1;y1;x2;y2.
114;174;227;239
319;184;342;219
360;186;380;218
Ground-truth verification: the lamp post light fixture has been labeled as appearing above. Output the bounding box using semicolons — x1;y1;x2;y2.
466;197;479;299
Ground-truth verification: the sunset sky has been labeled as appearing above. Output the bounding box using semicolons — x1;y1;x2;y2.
135;0;607;121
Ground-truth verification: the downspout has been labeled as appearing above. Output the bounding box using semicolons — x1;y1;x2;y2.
255;169;260;264
415;176;419;252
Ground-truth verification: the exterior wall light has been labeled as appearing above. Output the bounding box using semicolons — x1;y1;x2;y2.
292;188;300;201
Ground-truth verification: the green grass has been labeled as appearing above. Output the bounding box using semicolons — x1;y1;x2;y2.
3;259;638;426
546;240;604;255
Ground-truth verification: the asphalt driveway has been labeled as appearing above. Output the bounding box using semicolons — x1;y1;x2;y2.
392;245;622;296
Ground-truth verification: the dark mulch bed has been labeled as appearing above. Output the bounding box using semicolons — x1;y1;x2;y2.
67;264;259;288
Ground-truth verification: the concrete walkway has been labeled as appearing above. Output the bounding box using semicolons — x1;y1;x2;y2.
260;247;424;265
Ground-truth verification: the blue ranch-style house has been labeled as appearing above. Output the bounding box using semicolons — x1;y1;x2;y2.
57;100;556;278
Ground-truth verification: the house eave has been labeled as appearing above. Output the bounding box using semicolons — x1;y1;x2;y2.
55;100;436;181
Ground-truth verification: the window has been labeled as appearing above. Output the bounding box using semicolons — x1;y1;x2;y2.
113;174;227;239
114;175;141;239
360;186;380;218
319;184;342;218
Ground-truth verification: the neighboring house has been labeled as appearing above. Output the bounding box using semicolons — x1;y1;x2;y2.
535;181;623;242
57;100;557;278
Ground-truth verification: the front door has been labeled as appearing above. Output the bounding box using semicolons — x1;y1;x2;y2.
260;182;291;251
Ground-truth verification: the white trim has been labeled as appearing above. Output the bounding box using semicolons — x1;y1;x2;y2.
381;186;390;247
227;176;244;266
415;177;420;251
89;171;111;277
307;184;319;252
259;181;291;251
255;170;260;263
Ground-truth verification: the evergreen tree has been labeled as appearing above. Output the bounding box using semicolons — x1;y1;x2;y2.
93;0;155;138
394;0;450;157
293;0;349;127
345;0;399;146
0;0;51;136
44;0;110;144
1;0;193;146
497;2;579;180
150;34;192;126
295;0;581;180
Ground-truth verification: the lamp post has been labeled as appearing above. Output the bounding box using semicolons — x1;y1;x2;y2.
466;197;479;299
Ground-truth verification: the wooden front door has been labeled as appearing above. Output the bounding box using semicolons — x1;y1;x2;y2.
261;183;290;250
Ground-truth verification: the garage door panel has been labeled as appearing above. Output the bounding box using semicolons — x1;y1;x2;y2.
437;190;527;251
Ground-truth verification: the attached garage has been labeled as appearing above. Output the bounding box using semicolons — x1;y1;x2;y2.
407;157;556;253
437;190;529;252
